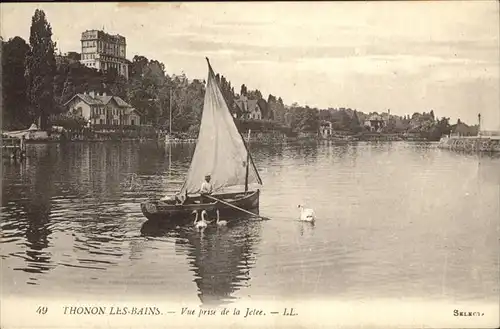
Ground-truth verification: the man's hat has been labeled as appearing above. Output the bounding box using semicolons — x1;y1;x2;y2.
205;173;211;177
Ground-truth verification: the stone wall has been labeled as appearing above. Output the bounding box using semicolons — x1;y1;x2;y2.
438;137;500;152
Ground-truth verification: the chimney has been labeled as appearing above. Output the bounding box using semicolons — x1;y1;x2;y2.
89;91;95;98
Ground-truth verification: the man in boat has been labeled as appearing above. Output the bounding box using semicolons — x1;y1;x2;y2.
200;173;213;204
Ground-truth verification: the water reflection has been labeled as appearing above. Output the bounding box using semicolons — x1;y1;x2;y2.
1;141;498;303
141;218;261;306
292;141;319;162
298;221;315;237
1;142;173;278
478;154;500;185
15;145;55;274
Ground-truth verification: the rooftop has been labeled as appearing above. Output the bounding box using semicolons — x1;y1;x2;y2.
64;92;134;109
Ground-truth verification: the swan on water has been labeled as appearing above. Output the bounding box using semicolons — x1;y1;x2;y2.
297;205;315;222
211;209;227;227
192;210;208;229
201;209;226;226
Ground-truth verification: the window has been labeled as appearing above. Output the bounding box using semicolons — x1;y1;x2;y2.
131;119;135;126
100;119;103;125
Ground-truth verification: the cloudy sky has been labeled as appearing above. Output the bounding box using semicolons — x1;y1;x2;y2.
1;2;499;129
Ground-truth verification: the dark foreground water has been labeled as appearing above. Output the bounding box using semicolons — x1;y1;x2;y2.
1;141;499;310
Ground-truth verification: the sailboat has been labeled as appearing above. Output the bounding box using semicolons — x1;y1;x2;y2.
141;58;263;222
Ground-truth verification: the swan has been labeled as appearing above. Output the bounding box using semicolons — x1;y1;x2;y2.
192;210;208;230
298;205;315;222
200;209;226;226
212;209;227;227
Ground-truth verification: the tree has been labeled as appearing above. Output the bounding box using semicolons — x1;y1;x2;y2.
270;97;286;123
240;84;247;96
267;94;277;120
66;52;81;61
127;57;167;125
289;105;320;132
330;109;352;131
60;69;76;105
129;55;149;79
257;98;268;119
427;117;451;141
2;36;30;129
350;110;363;133
247;89;262;100
218;75;235;110
25;9;57;130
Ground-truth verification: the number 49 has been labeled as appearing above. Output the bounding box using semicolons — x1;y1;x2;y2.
36;306;48;315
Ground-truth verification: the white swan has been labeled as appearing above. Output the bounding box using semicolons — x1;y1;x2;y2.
213;209;227;227
200;209;226;226
298;205;315;222
192;210;208;230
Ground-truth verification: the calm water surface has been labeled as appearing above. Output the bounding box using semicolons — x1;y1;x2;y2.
1;141;499;306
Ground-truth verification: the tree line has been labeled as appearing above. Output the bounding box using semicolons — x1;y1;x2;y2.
0;9;288;135
1;9;467;141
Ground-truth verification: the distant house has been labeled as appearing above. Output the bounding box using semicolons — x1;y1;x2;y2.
451;122;478;137
364;114;387;132
64;91;141;126
234;95;263;120
319;121;333;138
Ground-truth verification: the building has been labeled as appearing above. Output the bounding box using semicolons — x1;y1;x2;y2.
234;95;263;120
450;122;479;137
364;114;387;132
80;30;129;79
64;91;141;126
319;121;333;138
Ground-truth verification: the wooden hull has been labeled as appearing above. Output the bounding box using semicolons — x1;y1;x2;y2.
140;190;260;223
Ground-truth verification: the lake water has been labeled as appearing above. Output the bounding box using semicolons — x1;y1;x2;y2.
1;141;499;326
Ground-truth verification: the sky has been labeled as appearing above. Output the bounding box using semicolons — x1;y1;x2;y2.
1;1;499;130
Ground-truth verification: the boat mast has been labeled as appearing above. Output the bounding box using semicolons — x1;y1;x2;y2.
169;89;173;136
245;129;251;192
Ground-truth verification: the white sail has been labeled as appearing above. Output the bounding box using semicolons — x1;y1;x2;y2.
180;59;262;195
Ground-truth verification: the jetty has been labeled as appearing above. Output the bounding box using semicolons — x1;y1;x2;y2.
1;136;27;160
438;134;500;153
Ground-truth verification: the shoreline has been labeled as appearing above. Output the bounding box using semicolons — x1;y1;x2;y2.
22;136;434;145
437;136;500;153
